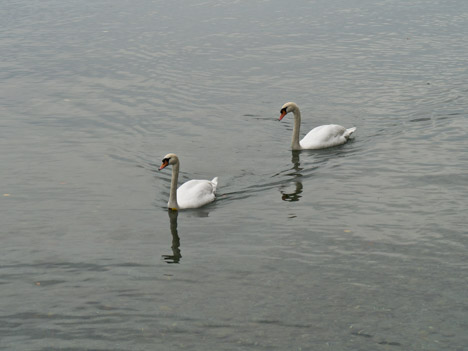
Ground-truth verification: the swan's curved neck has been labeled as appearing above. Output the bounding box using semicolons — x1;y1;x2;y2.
291;108;302;150
168;162;179;210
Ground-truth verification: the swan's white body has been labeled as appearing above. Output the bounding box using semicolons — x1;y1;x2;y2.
279;102;356;150
176;178;218;209
299;124;356;149
159;153;217;210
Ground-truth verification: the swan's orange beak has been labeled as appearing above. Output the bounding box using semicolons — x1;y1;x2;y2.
279;110;287;121
159;160;169;170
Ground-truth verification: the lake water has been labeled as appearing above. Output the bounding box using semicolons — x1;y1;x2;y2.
1;0;467;350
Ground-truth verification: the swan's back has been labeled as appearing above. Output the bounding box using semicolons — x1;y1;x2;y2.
300;124;356;149
177;177;218;209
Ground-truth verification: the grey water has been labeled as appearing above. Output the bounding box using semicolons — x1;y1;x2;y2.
1;0;467;350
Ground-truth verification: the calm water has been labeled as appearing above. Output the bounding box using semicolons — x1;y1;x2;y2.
1;0;468;350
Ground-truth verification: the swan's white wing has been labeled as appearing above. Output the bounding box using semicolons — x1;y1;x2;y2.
177;178;217;209
300;124;355;149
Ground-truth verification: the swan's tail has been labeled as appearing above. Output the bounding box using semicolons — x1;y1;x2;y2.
344;127;356;139
211;177;218;194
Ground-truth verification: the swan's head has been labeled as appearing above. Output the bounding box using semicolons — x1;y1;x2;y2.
279;102;299;121
159;153;179;170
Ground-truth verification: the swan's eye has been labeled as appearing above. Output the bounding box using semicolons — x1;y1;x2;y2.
281;108;286;114
162;157;170;163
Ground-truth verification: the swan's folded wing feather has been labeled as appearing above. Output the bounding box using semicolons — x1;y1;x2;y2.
300;124;349;149
177;179;217;209
211;177;218;193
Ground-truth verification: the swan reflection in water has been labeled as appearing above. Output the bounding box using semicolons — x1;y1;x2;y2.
280;150;303;202
161;205;214;264
162;209;181;264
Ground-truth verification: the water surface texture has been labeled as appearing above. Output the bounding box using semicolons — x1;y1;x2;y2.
1;0;468;350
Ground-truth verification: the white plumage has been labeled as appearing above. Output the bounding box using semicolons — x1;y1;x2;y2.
176;178;218;209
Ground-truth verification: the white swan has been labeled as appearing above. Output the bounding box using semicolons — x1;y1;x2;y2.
279;102;356;150
159;153;218;210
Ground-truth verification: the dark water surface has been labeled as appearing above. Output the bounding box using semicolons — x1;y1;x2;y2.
1;0;468;350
